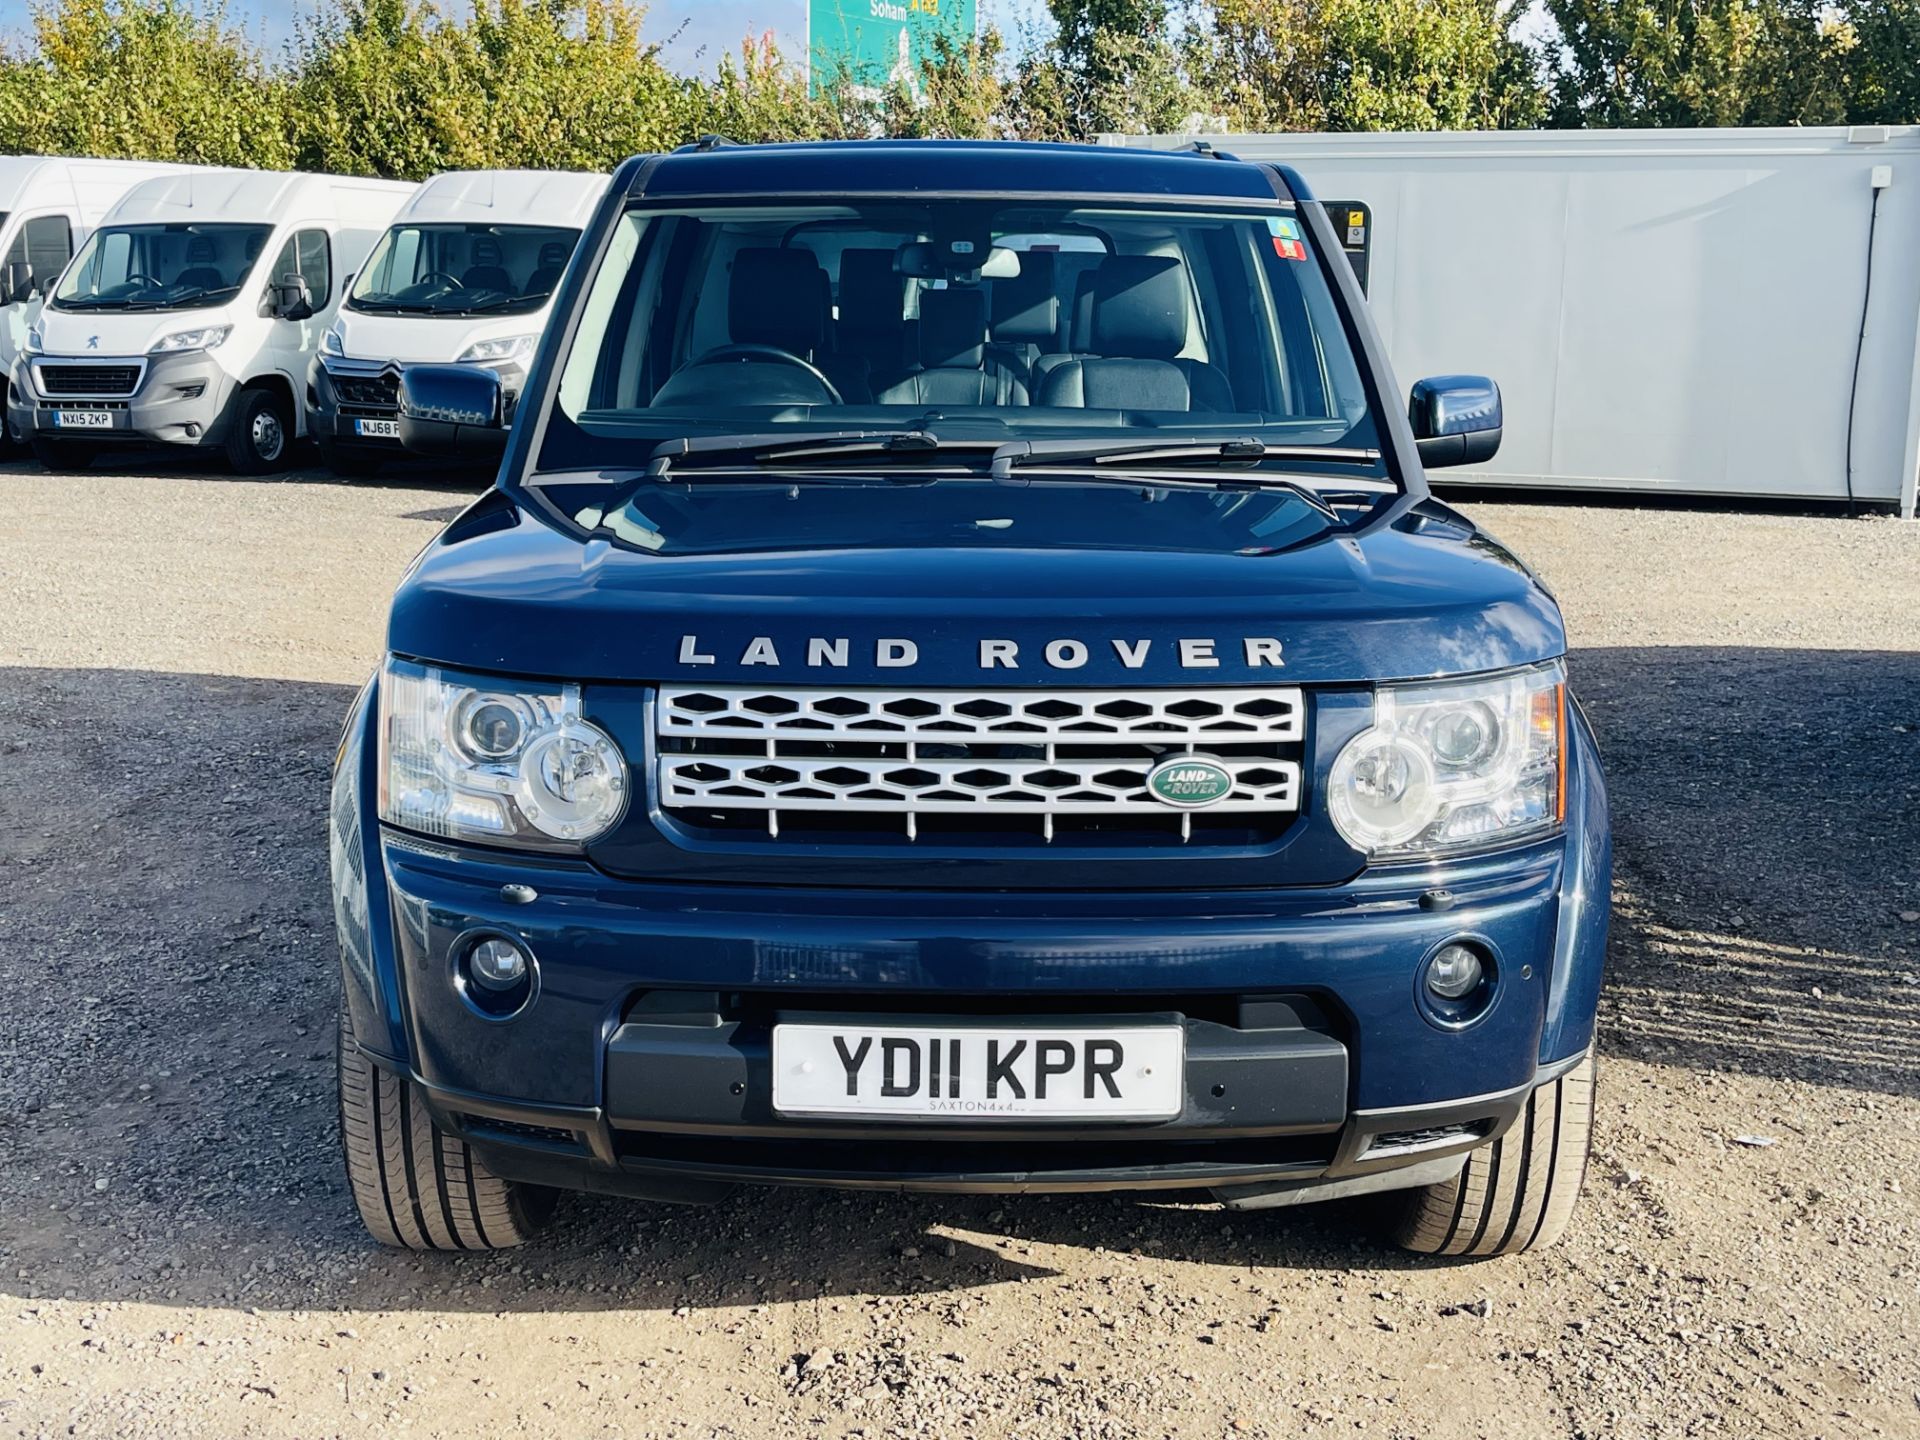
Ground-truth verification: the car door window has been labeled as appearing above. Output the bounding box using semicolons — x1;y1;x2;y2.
267;229;332;306
4;215;72;297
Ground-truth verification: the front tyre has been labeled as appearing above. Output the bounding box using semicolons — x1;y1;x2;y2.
337;1011;556;1250
225;385;294;475
1393;1055;1594;1258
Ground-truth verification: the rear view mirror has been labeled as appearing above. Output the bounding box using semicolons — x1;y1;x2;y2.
1409;375;1502;468
270;273;314;321
398;363;508;459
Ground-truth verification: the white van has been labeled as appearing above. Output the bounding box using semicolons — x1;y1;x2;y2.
0;156;197;453
308;169;607;474
9;169;415;473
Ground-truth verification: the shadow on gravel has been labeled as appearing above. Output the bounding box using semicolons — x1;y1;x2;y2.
1576;646;1920;1099
0;452;491;493
0;647;1913;1314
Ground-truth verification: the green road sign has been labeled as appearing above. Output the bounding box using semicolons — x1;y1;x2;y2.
808;0;978;97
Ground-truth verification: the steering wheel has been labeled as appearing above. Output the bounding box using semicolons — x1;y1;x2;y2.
417;271;463;290
681;343;842;404
125;272;162;290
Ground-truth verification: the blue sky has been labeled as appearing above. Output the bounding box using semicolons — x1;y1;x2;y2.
0;1;1046;72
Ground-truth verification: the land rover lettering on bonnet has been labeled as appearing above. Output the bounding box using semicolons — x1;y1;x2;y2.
330;139;1608;1260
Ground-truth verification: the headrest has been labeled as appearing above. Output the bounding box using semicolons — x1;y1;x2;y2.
1089;255;1188;361
471;235;504;265
989;252;1058;344
836;248;905;339
917;287;986;370
729;247;828;354
537;241;570;267
244;233;265;261
186;236;215;263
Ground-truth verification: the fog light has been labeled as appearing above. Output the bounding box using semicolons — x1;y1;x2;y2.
1426;943;1483;999
468;936;529;991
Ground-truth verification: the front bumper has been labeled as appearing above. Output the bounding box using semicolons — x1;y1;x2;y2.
11;352;240;447
330;682;1610;1203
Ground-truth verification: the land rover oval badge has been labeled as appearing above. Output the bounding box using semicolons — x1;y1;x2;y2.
1145;756;1235;809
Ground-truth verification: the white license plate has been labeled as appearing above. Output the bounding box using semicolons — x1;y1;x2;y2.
771;1023;1185;1120
354;418;400;439
55;410;114;430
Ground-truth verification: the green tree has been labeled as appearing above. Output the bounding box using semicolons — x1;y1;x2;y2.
292;0;686;178
1545;0;1855;126
1188;0;1544;132
0;0;294;166
683;33;873;144
1044;0;1197;134
880;29;1007;138
1845;0;1920;124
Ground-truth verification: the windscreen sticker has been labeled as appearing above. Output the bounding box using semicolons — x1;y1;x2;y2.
1267;217;1302;240
1266;216;1307;259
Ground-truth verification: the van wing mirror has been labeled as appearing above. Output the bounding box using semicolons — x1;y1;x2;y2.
1;261;34;306
397;363;509;459
270;273;314;321
1409;375;1502;468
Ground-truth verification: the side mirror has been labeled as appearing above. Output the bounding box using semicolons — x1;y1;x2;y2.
1;261;34;306
1409;375;1502;468
270;273;314;321
397;363;509;459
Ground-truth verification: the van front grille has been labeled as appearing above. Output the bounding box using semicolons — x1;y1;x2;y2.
37;364;140;397
655;685;1306;846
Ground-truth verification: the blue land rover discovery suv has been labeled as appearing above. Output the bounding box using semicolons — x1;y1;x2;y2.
329;140;1609;1258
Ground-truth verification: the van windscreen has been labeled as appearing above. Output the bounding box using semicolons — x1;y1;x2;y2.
348;224;580;318
52;223;275;311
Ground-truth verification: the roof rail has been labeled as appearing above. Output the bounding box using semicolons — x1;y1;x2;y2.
677;134;740;154
1185;139;1226;158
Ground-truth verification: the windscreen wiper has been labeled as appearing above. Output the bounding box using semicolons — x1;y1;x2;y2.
989;436;1381;478
645;429;993;478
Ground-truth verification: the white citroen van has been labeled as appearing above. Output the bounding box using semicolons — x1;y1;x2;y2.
308;169;607;475
10;169;415;473
0;156;197;453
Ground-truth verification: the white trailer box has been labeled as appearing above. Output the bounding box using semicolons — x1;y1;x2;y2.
12;169;416;473
0;156;199;449
1107;127;1920;514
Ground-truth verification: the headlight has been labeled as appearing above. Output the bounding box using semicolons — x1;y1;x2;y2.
322;323;345;357
23;324;43;355
377;658;628;851
1329;661;1565;858
456;334;536;364
149;325;232;355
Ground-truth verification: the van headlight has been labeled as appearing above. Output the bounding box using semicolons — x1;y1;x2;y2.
24;324;43;355
456;334;536;364
377;658;628;851
1329;662;1565;857
322;322;345;357
149;325;231;355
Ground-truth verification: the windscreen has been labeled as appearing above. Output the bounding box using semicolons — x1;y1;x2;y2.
52;223;275;311
540;200;1380;475
349;223;581;317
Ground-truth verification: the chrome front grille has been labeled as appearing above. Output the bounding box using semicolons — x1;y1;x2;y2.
655;685;1305;844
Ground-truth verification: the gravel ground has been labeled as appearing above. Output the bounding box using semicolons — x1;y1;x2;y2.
2;459;1918;1440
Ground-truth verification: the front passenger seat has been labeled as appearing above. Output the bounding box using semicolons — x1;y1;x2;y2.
1038;255;1233;412
878;288;1024;407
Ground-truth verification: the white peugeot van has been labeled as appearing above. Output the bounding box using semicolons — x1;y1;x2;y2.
307;169;607;475
10;169;415;474
0;156;197;453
